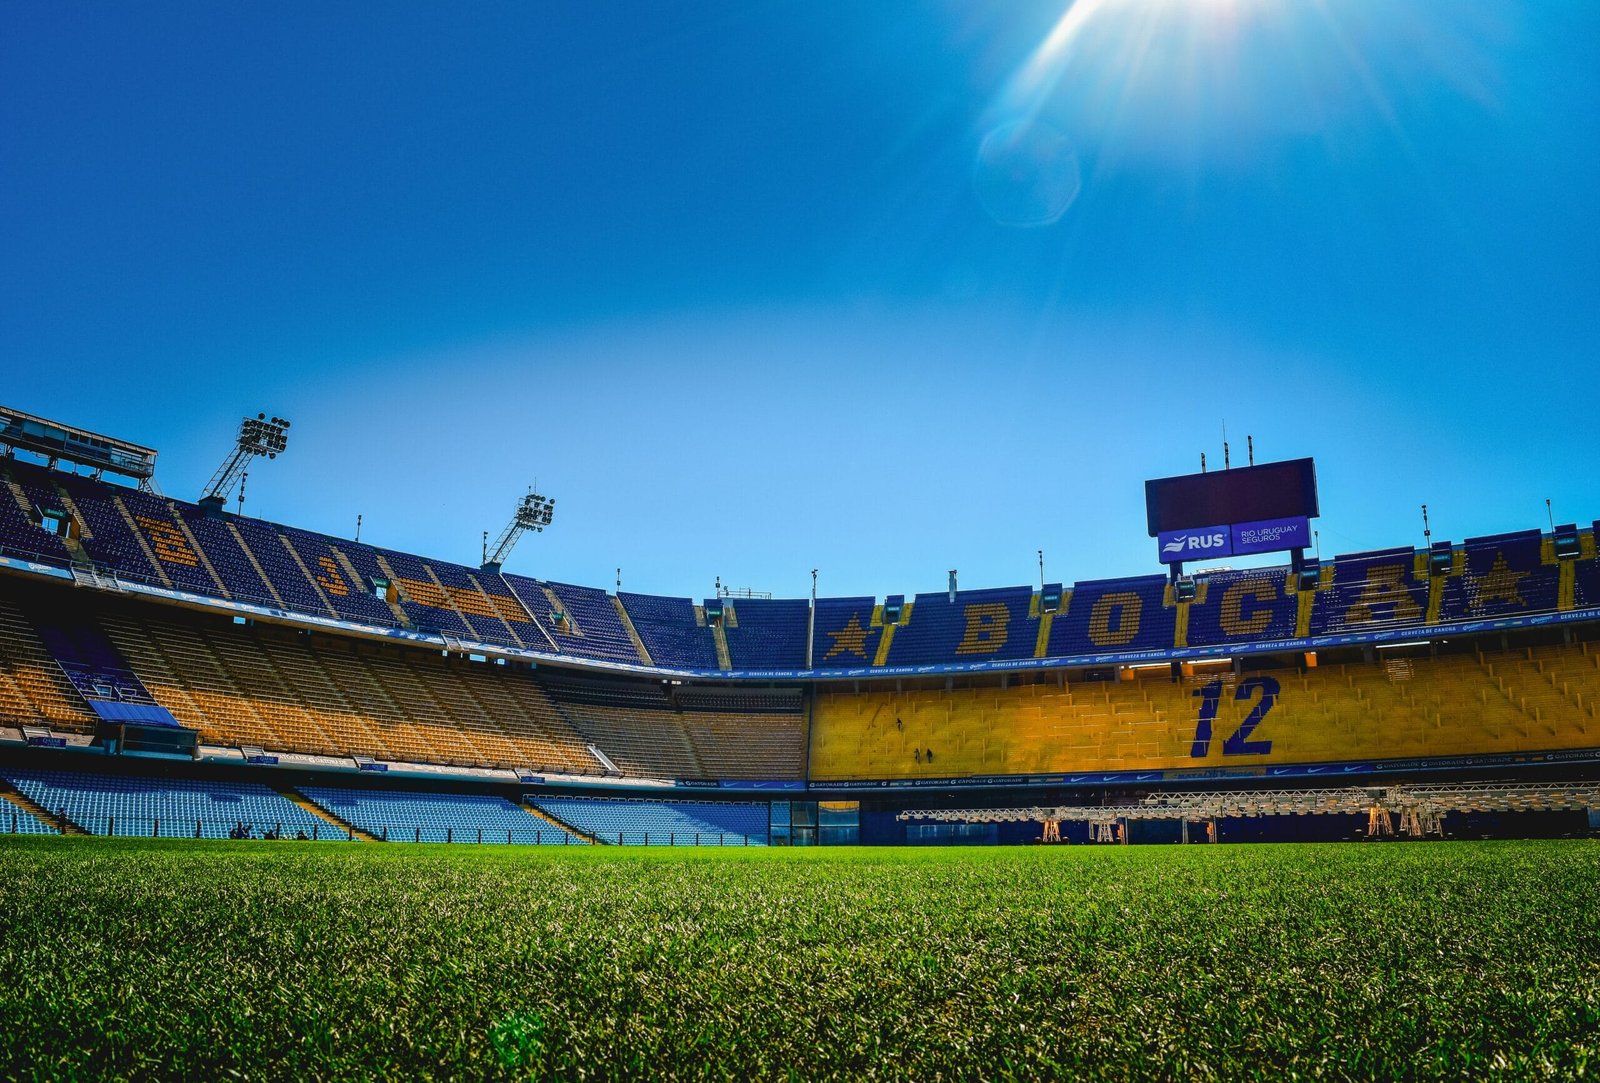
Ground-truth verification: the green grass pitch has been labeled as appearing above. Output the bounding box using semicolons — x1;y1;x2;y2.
0;838;1596;1080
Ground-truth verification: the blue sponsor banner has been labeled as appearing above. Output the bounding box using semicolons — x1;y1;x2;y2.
1231;515;1311;556
1157;525;1232;564
1158;518;1311;563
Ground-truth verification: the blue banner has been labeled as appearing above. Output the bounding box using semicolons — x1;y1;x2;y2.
1159;517;1311;563
1231;516;1311;556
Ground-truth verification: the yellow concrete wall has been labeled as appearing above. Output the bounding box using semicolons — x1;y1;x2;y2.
810;641;1600;779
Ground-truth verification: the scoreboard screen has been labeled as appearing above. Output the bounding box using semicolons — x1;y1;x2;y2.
1145;458;1318;537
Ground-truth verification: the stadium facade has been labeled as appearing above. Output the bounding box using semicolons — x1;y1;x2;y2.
1;414;1597;845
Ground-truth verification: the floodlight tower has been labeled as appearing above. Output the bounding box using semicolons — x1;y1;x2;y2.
481;487;556;573
198;413;291;512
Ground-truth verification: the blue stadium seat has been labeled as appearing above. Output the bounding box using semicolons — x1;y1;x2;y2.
112;487;222;597
277;528;405;627
2;769;328;839
1185;566;1297;647
885;586;1037;665
417;558;531;645
540;580;646;663
534;795;768;845
0;462;73;564
26;607;165;712
617;593;717;668
811;596;882;668
227;516;339;616
299;786;582;844
0;799;57;835
1576;524;1600;611
722;597;809;669
174;504;278;606
1047;575;1174;657
339;541;476;638
53;474;167;585
1436;530;1558;621
1309;547;1428;635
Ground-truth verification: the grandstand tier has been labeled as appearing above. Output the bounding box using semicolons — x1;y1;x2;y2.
0;455;1597;833
2;767;326;838
0;764;770;845
2;570;1597;793
1;461;1595;676
0;579;807;783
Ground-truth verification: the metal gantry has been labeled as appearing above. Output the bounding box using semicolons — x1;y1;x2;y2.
897;781;1600;838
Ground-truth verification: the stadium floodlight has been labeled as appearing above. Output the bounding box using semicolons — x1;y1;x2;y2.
482;487;556;572
199;413;290;511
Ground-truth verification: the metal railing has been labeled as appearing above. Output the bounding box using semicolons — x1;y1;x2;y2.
0;541;77;567
3;811;765;846
14;813;356;840
607;831;758;846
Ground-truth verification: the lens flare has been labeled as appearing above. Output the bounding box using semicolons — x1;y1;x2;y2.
972;119;1082;227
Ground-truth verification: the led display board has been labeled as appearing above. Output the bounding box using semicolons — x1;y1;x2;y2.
1145;458;1318;537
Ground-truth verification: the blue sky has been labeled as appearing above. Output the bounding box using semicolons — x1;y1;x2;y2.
3;1;1595;601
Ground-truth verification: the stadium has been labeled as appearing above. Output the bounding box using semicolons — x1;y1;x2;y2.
1;404;1597;848
6;3;1599;1078
2;405;1597;1077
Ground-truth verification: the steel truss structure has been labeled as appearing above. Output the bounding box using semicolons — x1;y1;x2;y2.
200;413;290;506
898;782;1600;838
482;488;555;571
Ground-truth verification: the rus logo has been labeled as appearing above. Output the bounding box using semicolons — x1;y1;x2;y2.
1163;532;1227;554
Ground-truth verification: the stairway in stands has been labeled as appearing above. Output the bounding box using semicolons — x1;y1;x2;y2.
0;779;84;834
279;788;375;840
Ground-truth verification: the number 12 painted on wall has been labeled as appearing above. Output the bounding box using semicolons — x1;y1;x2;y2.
1190;676;1279;757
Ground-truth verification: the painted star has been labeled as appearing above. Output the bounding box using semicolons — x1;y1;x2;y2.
1469;552;1529;612
824;613;872;661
